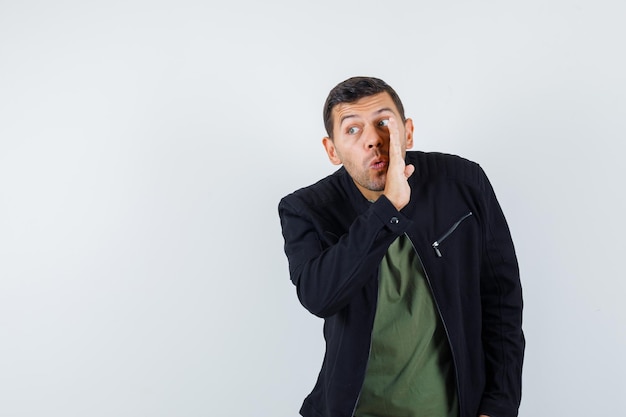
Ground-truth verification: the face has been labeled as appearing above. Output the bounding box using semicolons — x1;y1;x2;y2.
322;92;414;201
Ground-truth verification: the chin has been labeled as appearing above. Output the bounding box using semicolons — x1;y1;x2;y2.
370;176;387;191
368;182;386;192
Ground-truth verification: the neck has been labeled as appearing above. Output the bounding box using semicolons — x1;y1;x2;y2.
354;181;383;203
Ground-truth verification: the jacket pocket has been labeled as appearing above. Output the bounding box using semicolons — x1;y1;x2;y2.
432;211;473;257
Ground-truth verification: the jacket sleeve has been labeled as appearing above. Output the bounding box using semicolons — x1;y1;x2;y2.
477;167;525;417
278;194;410;318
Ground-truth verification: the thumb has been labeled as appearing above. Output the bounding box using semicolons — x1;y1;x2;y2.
404;164;415;179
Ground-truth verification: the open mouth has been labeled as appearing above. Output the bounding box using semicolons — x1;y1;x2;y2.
370;159;387;170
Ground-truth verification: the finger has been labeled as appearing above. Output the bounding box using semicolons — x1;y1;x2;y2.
388;116;400;146
387;116;402;161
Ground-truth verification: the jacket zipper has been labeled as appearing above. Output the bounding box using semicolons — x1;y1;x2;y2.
405;233;463;415
432;212;473;257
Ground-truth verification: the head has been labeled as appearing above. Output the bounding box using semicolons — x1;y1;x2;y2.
323;76;406;139
321;76;414;201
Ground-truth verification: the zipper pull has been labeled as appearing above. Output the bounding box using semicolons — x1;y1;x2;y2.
432;241;442;257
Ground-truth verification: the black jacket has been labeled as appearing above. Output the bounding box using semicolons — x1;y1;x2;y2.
278;151;524;417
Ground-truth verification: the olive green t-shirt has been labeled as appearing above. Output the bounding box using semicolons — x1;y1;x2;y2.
354;234;459;417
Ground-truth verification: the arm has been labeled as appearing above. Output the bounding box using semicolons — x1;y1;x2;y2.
279;117;415;317
477;168;525;417
279;194;409;317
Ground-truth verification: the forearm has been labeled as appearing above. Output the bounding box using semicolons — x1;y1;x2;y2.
279;195;410;317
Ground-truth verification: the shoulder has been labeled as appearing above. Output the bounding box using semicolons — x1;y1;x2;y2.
279;167;352;213
407;151;484;187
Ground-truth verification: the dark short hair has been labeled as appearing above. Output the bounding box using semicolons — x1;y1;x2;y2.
323;76;406;138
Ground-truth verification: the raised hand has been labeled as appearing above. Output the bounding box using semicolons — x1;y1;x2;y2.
383;116;415;211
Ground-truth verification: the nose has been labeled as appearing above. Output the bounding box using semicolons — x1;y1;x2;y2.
364;126;384;149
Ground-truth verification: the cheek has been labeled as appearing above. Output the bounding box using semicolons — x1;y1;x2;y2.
333;143;351;160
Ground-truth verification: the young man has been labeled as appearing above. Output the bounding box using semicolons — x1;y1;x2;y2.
278;77;524;417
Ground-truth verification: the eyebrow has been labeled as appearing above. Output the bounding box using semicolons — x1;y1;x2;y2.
339;107;395;125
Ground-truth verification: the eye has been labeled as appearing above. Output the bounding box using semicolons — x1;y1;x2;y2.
347;126;360;135
378;119;389;127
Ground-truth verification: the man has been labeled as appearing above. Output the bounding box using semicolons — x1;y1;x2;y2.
278;76;524;417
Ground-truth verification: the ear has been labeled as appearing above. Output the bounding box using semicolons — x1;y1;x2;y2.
404;118;415;150
322;137;342;165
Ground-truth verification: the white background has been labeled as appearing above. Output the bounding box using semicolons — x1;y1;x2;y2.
1;1;624;415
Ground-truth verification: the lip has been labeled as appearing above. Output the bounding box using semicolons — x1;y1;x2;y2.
369;157;388;170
